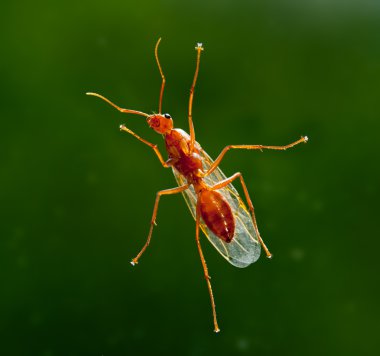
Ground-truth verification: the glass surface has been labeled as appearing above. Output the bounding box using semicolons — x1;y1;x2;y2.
1;1;379;355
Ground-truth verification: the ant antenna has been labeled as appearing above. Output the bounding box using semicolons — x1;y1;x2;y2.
155;38;166;114
86;92;149;118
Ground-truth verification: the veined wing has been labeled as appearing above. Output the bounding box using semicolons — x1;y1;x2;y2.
172;148;261;268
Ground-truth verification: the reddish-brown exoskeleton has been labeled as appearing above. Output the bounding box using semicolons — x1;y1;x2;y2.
87;38;308;332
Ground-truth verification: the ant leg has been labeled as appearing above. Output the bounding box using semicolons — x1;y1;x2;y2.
195;203;220;333
86;93;170;167
204;136;308;177
211;172;272;258
119;125;170;168
188;43;204;152
154;38;165;114
131;184;189;265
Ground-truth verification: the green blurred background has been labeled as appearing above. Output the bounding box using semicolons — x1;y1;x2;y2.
1;0;379;355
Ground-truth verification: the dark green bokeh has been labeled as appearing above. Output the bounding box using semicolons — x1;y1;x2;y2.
1;0;379;355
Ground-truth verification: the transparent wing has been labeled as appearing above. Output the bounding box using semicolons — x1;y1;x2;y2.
172;148;261;268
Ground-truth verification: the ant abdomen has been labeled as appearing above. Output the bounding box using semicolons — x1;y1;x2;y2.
199;190;235;243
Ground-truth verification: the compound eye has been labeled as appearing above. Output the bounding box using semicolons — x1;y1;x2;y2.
164;113;171;119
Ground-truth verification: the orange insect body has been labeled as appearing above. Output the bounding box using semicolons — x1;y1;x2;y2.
87;39;308;333
164;128;203;178
199;190;235;243
164;127;235;242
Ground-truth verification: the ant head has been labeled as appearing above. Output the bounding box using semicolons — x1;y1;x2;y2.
147;113;173;134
